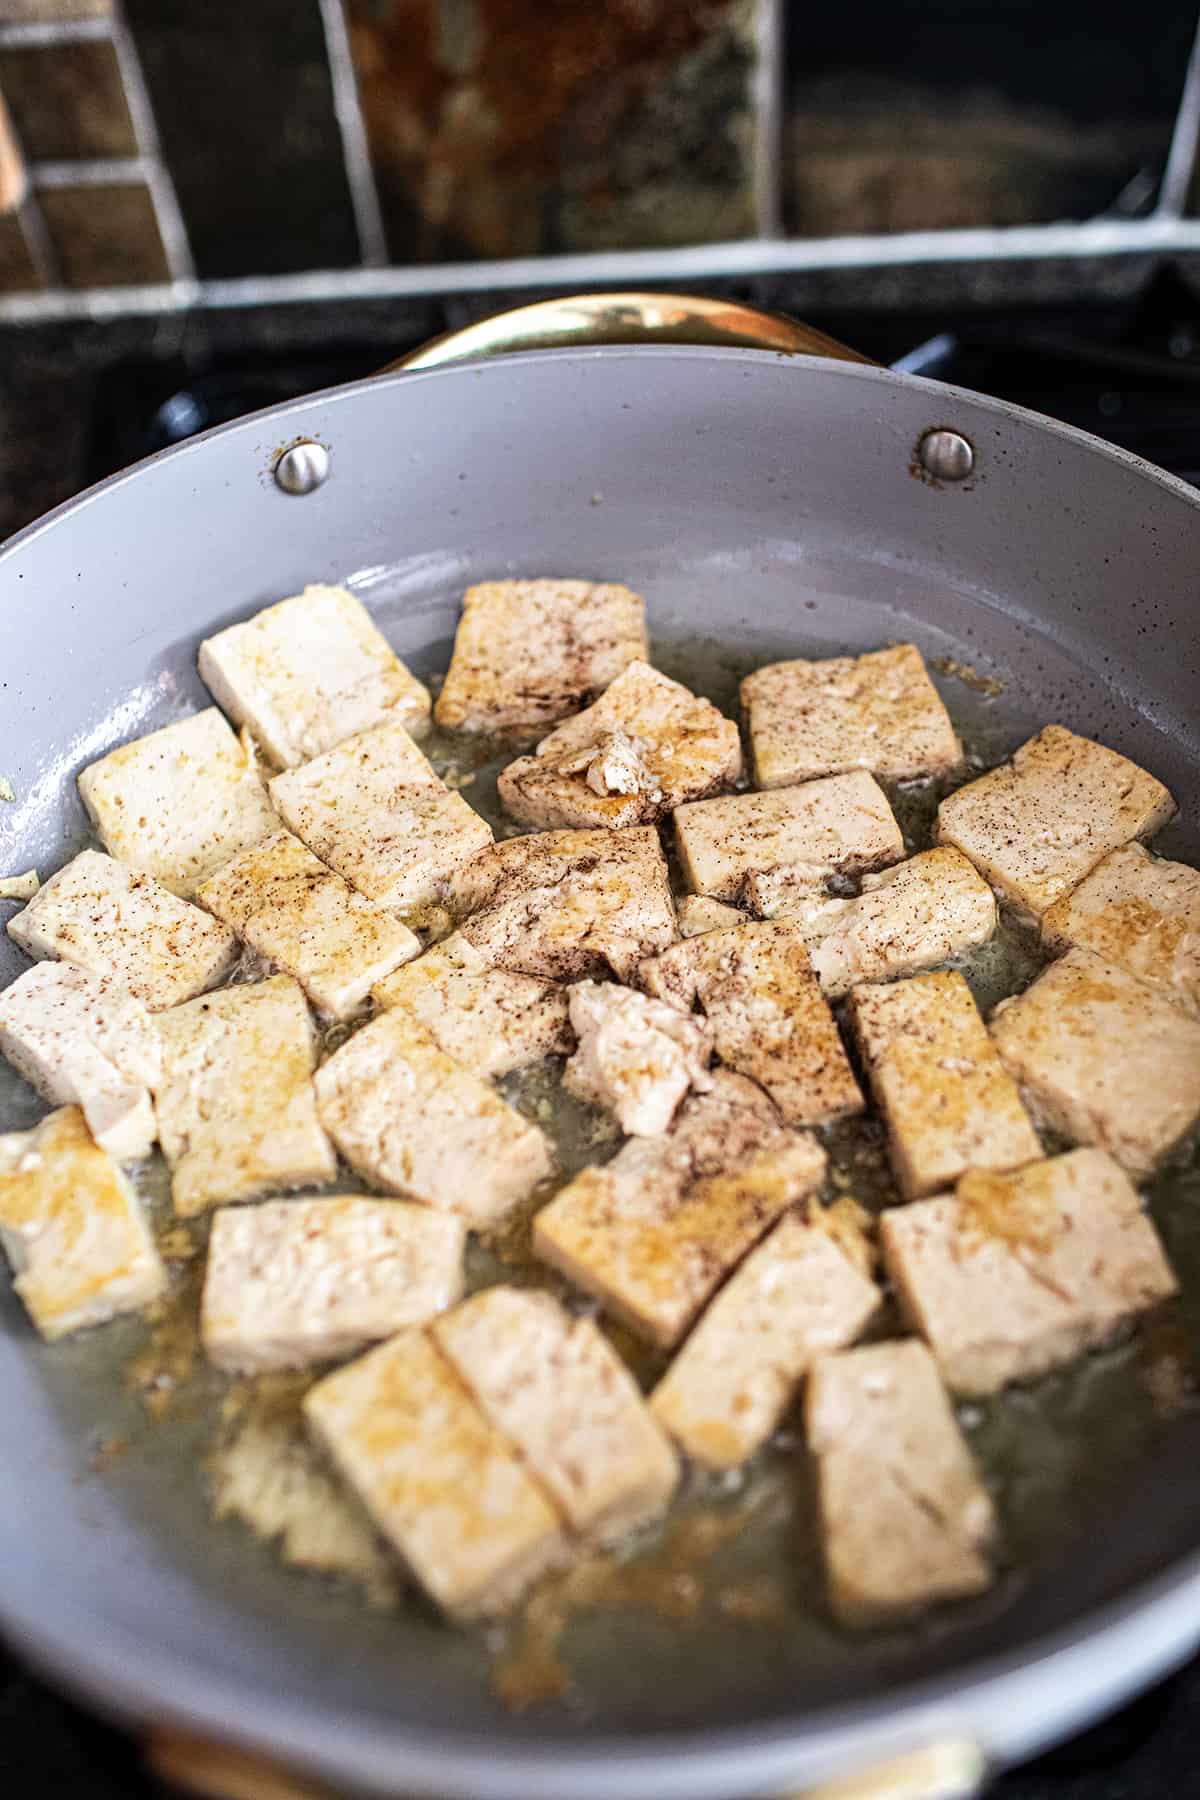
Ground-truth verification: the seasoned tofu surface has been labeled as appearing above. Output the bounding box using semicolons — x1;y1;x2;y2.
372;932;571;1077
881;1150;1178;1397
742;644;961;788
78;708;279;899
675;895;748;938
1041;842;1200;1017
849;970;1040;1199
935;725;1176;925
198;583;431;769
564;979;712;1136
991;947;1200;1177
497;660;741;829
434;578;648;735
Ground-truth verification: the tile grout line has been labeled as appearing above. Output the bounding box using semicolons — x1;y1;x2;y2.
317;0;388;269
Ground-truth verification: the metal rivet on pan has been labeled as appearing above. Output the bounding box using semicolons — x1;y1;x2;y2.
273;440;330;495
917;428;974;482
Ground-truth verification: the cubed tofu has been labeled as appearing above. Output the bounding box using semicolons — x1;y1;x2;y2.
304;1330;569;1620
497;660;741;830
0;963;162;1160
849;970;1040;1200
935;725;1176;926
434;578;648;735
651;1211;881;1470
991;947;1200;1177
1041;842;1200;1018
674;772;904;904
453;827;677;982
197;830;420;1021
6;848;237;1010
372;932;571;1078
742;644;961;788
78;709;279;900
269;719;493;914
198;582;431;769
155;975;335;1217
880;1149;1178;1397
201;1195;466;1373
639;922;863;1128
806;1340;995;1628
534;1073;826;1347
563;980;712;1136
675;895;747;938
314;1010;551;1226
0;1106;165;1340
434;1286;678;1544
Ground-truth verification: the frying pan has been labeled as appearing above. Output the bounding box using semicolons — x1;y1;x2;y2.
2;292;1200;1800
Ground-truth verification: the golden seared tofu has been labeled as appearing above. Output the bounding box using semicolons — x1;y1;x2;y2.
674;771;904;904
935;725;1175;925
155;975;335;1216
849;970;1040;1199
314;1010;551;1226
1041;842;1200;1017
6;848;237;1010
434;1286;678;1544
201;1195;466;1374
269;718;493;914
497;660;741;830
535;1073;826;1347
880;1150;1177;1398
563;980;713;1136
372;932;571;1078
198;582;430;769
806;1339;995;1628
0;963;161;1161
0;1107;165;1340
78;708;278;900
742;643;961;788
304;1330;569;1620
651;1209;881;1470
991;947;1200;1178
434;578;647;735
675;895;747;938
198;830;420;1021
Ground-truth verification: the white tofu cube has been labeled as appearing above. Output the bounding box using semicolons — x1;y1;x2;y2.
563;980;712;1136
675;895;747;938
371;932;571;1078
1041;842;1200;1018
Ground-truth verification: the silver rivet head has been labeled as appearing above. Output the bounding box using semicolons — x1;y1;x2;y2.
274;440;329;496
918;427;974;482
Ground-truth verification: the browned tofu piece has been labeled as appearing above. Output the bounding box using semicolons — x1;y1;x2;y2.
564;980;712;1136
849;971;1041;1199
372;932;571;1078
806;1340;995;1628
675;895;747;938
742;644;961;788
1041;842;1200;1018
935;725;1175;925
880;1149;1178;1397
991;947;1200;1178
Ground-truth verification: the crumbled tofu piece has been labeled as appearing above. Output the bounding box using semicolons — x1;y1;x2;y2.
197;830;420;1020
935;725;1175;925
201;1195;466;1373
269;719;493;913
534;1073;826;1346
806;1340;995;1627
372;932;571;1077
155;975;335;1216
849;970;1040;1199
304;1330;569;1619
991;947;1200;1177
564;980;712;1136
1041;842;1200;1018
676;895;747;938
198;582;431;769
0;1107;165;1340
0;963;162;1160
434;578;648;735
742;643;961;788
639;922;863;1127
314;1009;551;1226
6;849;237;1010
497;660;741;829
652;1211;881;1469
674;771;904;903
78;708;278;900
880;1149;1178;1397
452;827;677;982
434;1286;679;1544
0;870;38;902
